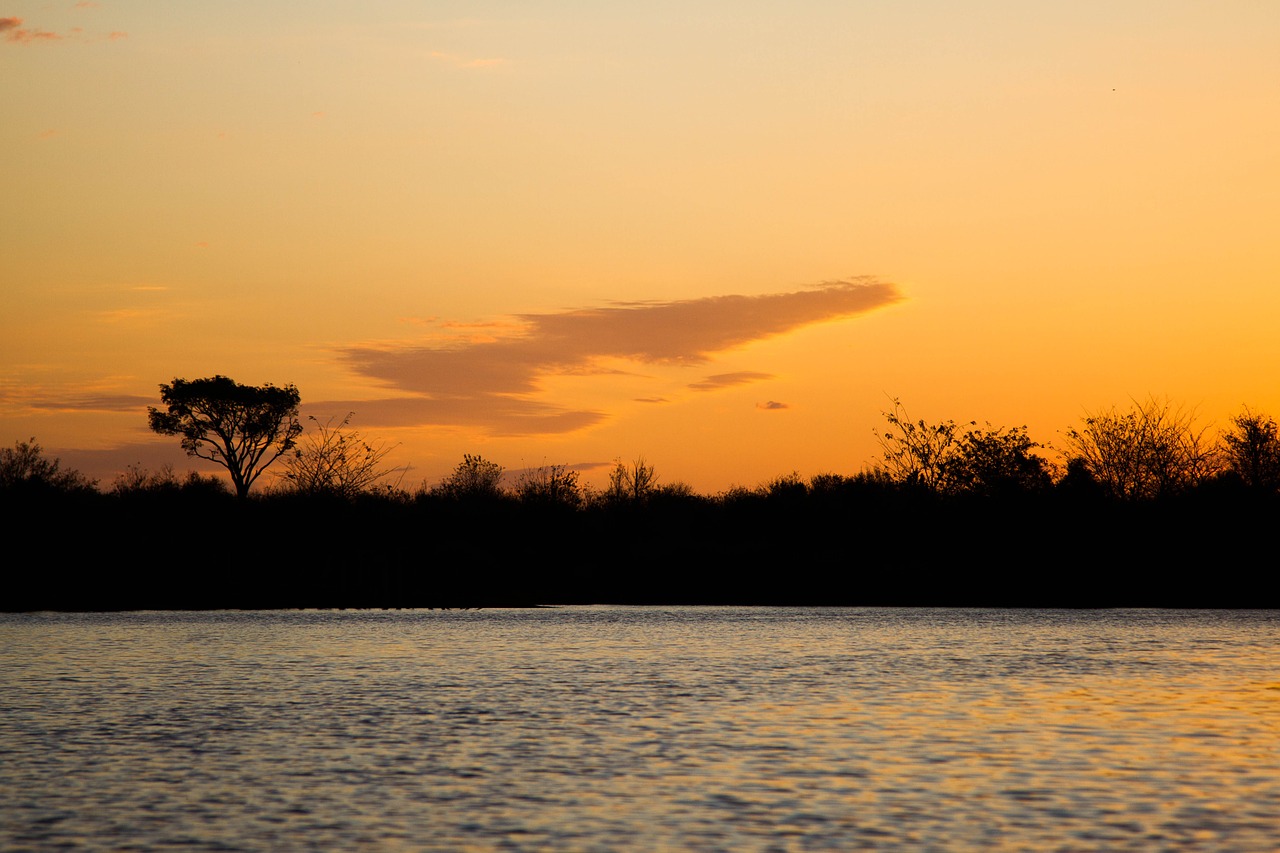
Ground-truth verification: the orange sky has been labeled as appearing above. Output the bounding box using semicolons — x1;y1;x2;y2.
4;2;1279;493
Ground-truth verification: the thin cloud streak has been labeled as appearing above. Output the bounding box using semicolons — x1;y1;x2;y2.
329;278;901;436
1;17;62;43
688;372;774;392
1;15;127;44
305;395;606;436
0;387;154;414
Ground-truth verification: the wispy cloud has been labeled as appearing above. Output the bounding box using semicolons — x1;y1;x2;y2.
94;307;175;325
326;278;901;436
0;384;153;415
688;372;774;392
756;401;790;411
1;15;126;44
305;395;606;435
1;17;62;43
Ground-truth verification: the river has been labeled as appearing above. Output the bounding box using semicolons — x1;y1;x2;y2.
2;606;1277;850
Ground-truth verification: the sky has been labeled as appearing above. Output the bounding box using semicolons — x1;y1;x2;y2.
3;1;1279;494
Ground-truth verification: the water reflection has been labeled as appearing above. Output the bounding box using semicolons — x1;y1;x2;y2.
2;607;1278;850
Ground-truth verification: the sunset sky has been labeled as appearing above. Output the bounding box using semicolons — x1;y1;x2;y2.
4;1;1278;493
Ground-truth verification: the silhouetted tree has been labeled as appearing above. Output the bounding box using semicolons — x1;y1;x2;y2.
1061;396;1218;501
0;438;96;493
652;480;699;505
1220;408;1280;493
808;472;850;495
873;400;1055;497
943;424;1055;497
715;484;760;507
662;480;695;495
434;454;505;500
763;472;808;501
279;413;402;499
872;398;972;491
513;462;583;508
147;375;302;499
606;456;658;503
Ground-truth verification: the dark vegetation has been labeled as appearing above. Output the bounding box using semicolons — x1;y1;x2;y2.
147;375;302;500
5;383;1279;611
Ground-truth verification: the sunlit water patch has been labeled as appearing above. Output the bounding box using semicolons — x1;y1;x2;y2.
3;607;1278;851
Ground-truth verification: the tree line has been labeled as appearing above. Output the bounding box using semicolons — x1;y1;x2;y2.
6;376;1278;504
4;376;1277;611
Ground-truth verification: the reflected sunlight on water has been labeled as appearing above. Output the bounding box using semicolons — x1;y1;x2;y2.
2;607;1277;851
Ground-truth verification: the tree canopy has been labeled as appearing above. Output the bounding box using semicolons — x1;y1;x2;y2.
147;376;302;499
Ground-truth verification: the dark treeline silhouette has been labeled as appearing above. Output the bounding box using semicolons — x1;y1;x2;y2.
5;393;1279;611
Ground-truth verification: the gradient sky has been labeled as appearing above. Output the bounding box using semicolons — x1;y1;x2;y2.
4;1;1279;493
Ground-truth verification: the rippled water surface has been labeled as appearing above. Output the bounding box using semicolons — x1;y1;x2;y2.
3;607;1278;851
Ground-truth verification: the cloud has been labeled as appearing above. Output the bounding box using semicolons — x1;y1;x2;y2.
756;401;790;411
94;307;176;325
0;386;154;415
1;18;63;43
505;459;614;480
303;394;606;436
1;16;126;44
688;372;774;392
328;278;901;436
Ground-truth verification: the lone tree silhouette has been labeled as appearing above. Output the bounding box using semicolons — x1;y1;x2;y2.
148;376;302;499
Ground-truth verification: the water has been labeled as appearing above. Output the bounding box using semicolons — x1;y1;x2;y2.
2;607;1277;851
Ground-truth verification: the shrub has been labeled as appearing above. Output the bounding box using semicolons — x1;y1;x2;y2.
0;438;96;493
